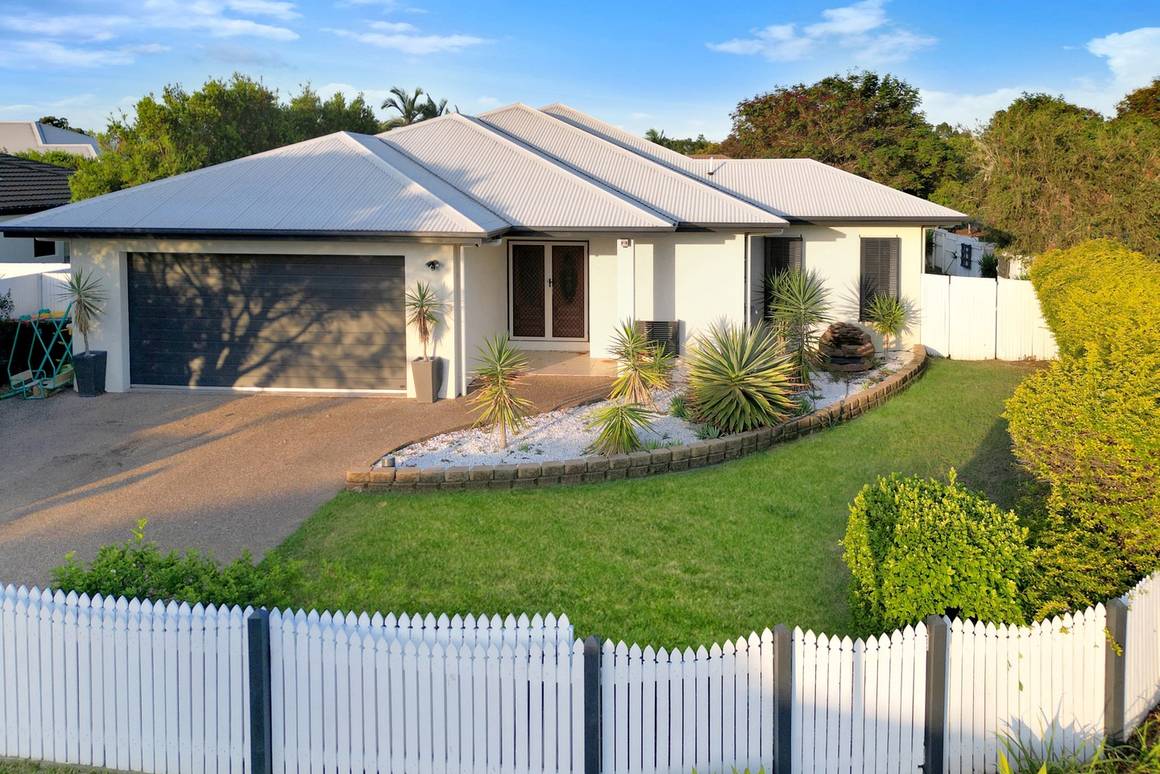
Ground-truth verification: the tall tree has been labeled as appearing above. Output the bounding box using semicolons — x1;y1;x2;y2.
381;86;450;129
644;128;719;156
284;85;381;141
1117;78;1160;123
720;71;970;198
38;116;79;131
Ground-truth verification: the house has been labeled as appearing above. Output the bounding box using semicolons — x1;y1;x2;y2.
929;226;995;278
0;122;99;159
0;103;965;398
0;153;72;262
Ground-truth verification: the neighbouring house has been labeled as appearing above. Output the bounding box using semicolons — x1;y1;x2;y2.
929;226;995;277
0;103;965;398
0;153;72;263
0;121;99;159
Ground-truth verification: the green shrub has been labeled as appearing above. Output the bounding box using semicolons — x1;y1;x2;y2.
470;334;532;449
765;268;831;385
608;320;673;404
585;402;655;455
841;471;1030;630
865;294;908;352
51;520;298;609
1030;239;1160;357
686;321;797;433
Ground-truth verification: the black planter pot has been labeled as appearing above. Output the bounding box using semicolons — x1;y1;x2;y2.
74;350;107;397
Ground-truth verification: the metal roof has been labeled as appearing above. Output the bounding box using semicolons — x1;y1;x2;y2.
0;122;100;158
4;132;508;238
541;103;966;222
378;113;674;231
477;104;785;228
0;153;73;215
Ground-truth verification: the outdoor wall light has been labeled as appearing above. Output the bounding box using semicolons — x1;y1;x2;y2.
425;259;441;271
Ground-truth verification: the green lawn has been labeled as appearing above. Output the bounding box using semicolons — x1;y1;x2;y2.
275;359;1038;648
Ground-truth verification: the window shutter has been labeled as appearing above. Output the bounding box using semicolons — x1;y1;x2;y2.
764;237;803;275
859;237;900;320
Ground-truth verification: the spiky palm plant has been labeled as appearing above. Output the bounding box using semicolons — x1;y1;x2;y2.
866;294;907;352
765;269;831;386
687;322;798;433
61;269;107;353
470;335;532;449
404;282;446;361
585;402;655;455
609;320;674;404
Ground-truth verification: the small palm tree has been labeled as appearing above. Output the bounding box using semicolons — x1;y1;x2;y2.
404;282;445;361
61;269;107;353
421;96;451;119
470;334;532;449
866;294;908;352
586;402;655;455
381;87;451;129
608;320;674;405
765;269;831;386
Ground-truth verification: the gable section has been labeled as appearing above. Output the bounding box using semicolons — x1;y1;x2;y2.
478;104;785;227
380;113;674;231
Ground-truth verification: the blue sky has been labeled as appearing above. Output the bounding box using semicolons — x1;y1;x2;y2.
1;0;1157;139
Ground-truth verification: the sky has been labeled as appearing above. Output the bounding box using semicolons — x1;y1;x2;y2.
0;0;1157;140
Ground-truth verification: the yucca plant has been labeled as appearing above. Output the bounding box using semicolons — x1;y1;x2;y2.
865;293;908;352
404;281;446;361
61;269;107;354
765;269;831;386
686;321;798;433
585;402;655;455
469;334;532;449
608;320;673;404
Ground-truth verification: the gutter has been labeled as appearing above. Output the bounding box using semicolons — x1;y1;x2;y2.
0;226;511;245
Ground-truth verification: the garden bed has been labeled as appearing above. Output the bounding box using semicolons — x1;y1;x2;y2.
385;348;914;469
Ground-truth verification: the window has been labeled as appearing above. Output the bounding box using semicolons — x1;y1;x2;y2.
764;236;803;275
33;239;57;258
960;243;973;269
859;237;900;321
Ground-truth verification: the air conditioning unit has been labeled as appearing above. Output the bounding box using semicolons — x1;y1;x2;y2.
635;320;681;357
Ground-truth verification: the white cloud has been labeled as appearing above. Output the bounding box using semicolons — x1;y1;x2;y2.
369;20;418;33
0;41;167;68
919;87;1027;128
707;0;934;64
1086;27;1160;92
225;0;300;20
326;24;485;54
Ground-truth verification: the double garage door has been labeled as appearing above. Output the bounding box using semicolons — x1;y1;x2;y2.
128;253;407;391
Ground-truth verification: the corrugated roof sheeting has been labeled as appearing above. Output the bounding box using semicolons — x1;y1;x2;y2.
379;113;673;230
478;104;785;227
10;132;504;235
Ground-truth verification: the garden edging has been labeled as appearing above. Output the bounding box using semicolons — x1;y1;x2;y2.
345;344;928;493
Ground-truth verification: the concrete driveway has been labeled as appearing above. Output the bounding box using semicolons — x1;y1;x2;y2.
0;376;609;585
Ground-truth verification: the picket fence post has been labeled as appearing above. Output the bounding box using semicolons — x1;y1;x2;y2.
247;609;273;774
923;615;949;774
1104;597;1128;743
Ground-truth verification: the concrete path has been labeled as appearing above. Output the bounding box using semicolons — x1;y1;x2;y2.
0;375;609;585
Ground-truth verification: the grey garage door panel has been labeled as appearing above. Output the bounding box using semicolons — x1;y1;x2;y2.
128;252;407;390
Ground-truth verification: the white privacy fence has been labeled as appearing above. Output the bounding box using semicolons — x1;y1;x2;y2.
0;262;70;317
3;573;1160;774
921;274;1058;361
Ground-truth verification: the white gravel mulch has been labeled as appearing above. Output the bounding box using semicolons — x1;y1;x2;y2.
388;349;913;469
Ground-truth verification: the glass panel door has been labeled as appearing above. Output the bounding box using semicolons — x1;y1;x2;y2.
550;244;586;339
511;243;546;337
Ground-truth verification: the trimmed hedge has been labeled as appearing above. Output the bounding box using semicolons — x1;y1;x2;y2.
1007;239;1160;618
842;471;1029;630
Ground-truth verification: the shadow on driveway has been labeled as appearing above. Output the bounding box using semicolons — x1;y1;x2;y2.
0;375;610;586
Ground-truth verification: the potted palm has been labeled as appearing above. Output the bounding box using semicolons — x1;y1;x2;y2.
405;281;447;402
866;294;908;353
62;269;108;397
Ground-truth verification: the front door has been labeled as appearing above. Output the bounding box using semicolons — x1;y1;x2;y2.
509;242;587;340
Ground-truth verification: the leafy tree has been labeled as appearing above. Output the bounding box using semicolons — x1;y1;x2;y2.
68;74;388;200
720;71;971;198
944;94;1160;256
14;149;87;170
1117;77;1160;122
643;128;720;156
381;86;450;129
38;115;81;132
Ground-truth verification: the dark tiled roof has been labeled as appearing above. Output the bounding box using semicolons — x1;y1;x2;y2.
0;154;73;215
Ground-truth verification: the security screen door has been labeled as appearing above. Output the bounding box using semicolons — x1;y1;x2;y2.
509;242;587;339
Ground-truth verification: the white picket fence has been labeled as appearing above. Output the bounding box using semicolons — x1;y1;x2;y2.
268;607;583;774
3;573;1160;774
921;274;1058;360
0;586;253;774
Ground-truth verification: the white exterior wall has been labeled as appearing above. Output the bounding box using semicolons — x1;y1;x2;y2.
0;214;66;262
68;238;458;396
460;242;507;392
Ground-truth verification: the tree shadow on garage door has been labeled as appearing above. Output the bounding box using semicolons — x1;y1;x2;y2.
128;252;408;391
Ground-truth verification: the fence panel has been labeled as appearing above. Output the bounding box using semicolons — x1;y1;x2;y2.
0;263;71;317
996;277;1058;360
920;273;1057;360
944;605;1106;773
947;275;997;360
919;274;951;357
1123;574;1160;732
268;608;583;774
792;624;927;774
0;585;251;774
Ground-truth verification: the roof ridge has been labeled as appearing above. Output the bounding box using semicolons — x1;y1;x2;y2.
338;132;505;235
445;113;674;227
483;104;783;225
